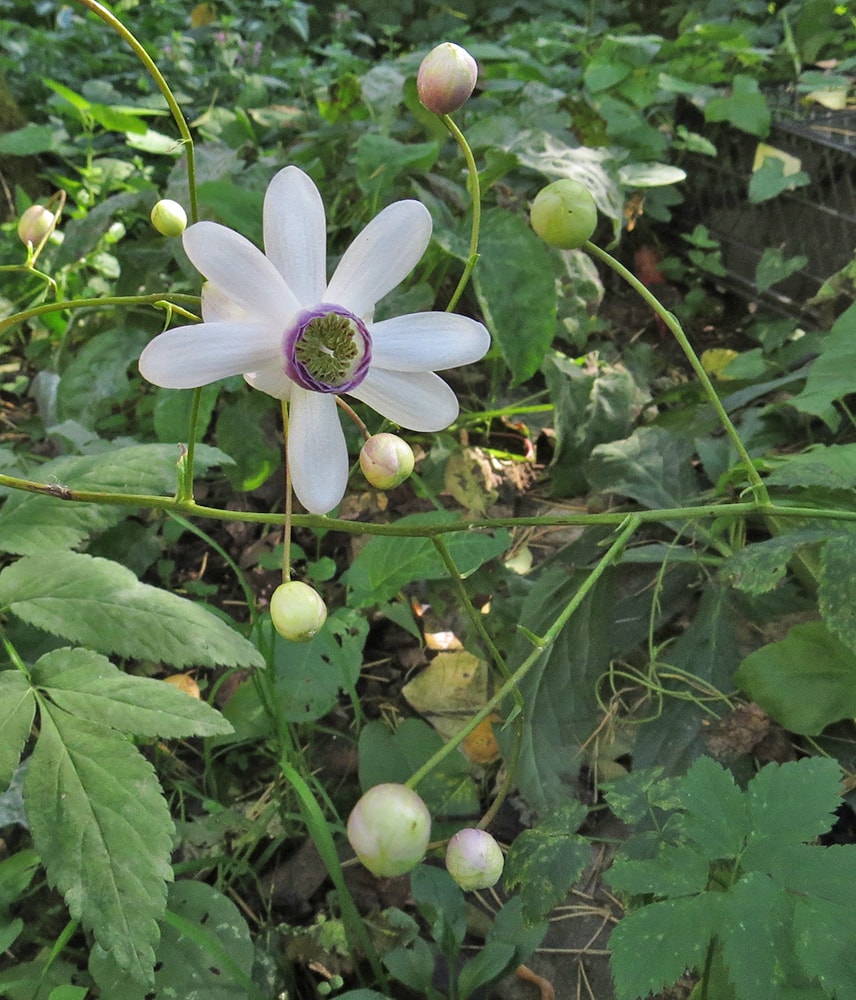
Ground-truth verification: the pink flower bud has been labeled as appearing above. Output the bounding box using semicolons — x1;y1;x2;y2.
417;42;478;116
359;433;415;490
347;783;432;877
445;828;504;890
17;205;56;247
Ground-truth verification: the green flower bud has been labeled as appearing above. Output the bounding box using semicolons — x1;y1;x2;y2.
445;828;504;890
417;42;478;116
270;581;327;642
359;433;415;490
150;198;187;237
530;178;598;250
347;783;432;877
17;204;56;247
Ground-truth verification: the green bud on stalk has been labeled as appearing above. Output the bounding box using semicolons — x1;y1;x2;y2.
417;42;478;116
150;199;187;237
270;581;327;642
347;783;432;877
359;433;415;490
530;178;598;250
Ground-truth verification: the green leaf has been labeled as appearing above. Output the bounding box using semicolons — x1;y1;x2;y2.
754;247;810;291
719;530;831;595
606;844;710;898
0;672;34;789
791;302;856;430
742;757;841;867
153;383;220;443
609;893;721;1000
677;755;747;859
793;893;856;998
457;941;516;1000
819;534;856;653
0;551;263;669
503;801;591;923
343;512;509;607
25;708;174;985
0;443;232;555
748;157;811;204
383;935;438;997
473;208;558;385
215;390;280;491
735;621;856;736
411;865;467;955
273;608;368;722
543;351;649;497
355;133;438;201
30;648;232;738
766;443;856;491
586;427;700;511
0;123;62;155
704;75;771;136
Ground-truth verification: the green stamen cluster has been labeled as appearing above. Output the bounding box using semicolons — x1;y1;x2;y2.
295;313;363;386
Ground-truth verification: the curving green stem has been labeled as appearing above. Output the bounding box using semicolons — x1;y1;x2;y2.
0;293;200;337
441;113;482;312
74;0;199;223
406;515;641;789
584;241;771;507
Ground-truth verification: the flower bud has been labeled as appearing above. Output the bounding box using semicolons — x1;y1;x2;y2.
359;432;415;490
417;42;478;116
445;828;504;890
150;198;187;237
530;178;598;250
270;581;327;642
17;205;56;247
347;783;432;877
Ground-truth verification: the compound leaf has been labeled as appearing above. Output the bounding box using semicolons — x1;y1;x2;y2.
24;707;173;985
0;551;263;669
30;648;233;738
677;755;747;859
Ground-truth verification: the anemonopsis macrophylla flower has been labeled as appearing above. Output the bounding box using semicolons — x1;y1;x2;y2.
139;166;490;513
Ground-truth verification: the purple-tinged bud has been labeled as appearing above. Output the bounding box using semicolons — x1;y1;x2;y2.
347;783;432;877
360;433;415;490
445;828;504;890
270;581;327;642
150;199;187;237
417;42;478;116
17;205;56;248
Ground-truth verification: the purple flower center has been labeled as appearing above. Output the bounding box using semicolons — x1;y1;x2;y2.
283;304;372;393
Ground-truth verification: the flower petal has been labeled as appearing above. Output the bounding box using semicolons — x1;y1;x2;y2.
244;368;293;400
139;321;282;389
264;166;327;307
201;283;255;323
288;388;349;513
349;368;459;431
370;313;490;372
183;222;300;328
325;201;432;317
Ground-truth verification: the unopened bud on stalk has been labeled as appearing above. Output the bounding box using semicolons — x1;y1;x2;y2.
150;199;187;237
417;42;478;116
445;828;504;890
360;432;415;490
17;205;56;247
270;581;327;642
347;783;432;877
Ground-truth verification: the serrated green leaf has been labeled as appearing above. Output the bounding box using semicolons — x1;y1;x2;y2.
719;530;831;596
25;708;174;985
0;672;34;789
30;648;233;738
719;874;794;1000
0;551;263;669
766;443;856;491
791;302;856;430
606;844;709;898
678;756;747;859
503;801;591;923
819;535;856;653
473;208;557;385
735;622;856;736
0;444;232;555
343;512;509;607
742;758;841;870
601;767;677;825
586;426;700;511
273;607;368;722
770;843;856;905
793;894;856;998
609;893;721;1000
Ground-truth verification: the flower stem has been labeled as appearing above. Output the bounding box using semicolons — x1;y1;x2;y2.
584;241;771;507
0;293;200;337
281;401;294;581
441;113;481;312
74;0;199;223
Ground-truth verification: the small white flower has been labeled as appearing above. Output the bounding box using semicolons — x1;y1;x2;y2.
139;166;490;513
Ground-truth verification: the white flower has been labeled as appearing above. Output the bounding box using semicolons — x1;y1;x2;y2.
139;166;490;514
